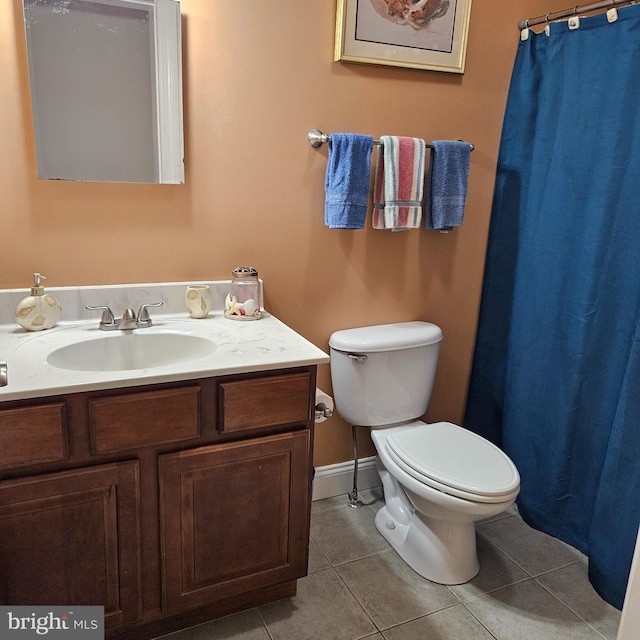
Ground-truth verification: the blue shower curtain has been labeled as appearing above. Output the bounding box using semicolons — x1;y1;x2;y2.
464;6;640;609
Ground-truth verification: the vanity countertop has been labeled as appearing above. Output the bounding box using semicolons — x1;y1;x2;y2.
0;281;329;402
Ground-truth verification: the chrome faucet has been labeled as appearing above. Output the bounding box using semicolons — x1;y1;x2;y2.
86;302;163;331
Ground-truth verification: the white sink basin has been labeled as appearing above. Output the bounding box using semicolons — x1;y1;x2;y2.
47;331;217;371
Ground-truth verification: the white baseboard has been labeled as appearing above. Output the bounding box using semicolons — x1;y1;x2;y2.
312;456;382;501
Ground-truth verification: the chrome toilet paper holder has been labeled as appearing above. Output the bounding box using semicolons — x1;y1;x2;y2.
315;402;333;421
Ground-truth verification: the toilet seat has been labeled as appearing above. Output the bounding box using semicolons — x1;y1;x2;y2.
385;422;520;504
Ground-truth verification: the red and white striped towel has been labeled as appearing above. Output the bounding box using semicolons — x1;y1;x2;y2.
372;136;426;231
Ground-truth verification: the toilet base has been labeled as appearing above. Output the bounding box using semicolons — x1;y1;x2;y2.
369;423;518;586
374;503;480;585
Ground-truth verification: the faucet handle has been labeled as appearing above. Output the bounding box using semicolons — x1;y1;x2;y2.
86;305;117;330
137;301;163;328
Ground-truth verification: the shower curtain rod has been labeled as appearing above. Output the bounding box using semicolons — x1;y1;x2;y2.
518;0;636;30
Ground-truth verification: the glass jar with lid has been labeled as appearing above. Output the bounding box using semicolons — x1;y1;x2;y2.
224;266;262;320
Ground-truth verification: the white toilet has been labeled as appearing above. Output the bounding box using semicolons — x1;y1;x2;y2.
329;321;520;585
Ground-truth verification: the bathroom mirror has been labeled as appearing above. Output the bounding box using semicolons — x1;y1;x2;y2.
22;0;184;184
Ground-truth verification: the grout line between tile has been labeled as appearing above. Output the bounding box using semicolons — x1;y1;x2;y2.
372;602;501;639
474;521;586;582
330;551;461;634
330;561;384;634
328;549;393;569
475;526;536;579
445;583;466;605
448;575;533;604
534;578;612;640
526;558;589;579
459;600;501;640
254;606;275;640
308;536;333;572
530;557;587;580
374;602;462;632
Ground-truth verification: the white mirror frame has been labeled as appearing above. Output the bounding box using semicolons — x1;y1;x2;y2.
23;0;184;184
150;0;184;184
104;0;185;184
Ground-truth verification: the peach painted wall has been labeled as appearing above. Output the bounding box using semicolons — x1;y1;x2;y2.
1;0;561;466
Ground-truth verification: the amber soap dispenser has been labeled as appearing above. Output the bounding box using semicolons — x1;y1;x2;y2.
15;273;62;331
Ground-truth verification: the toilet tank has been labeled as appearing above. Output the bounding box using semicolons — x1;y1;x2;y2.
329;321;443;427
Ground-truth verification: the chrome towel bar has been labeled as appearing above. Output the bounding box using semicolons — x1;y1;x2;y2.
308;129;474;151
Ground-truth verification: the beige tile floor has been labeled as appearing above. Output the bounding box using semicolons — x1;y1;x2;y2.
158;488;621;640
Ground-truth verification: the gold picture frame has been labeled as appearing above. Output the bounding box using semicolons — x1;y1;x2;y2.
335;0;472;74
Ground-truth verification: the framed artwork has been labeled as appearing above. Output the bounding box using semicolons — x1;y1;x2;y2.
335;0;472;74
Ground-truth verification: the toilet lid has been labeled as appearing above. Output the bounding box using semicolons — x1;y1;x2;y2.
385;422;520;502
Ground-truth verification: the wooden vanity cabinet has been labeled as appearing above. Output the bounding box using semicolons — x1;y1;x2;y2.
0;366;317;639
159;430;310;614
0;461;141;629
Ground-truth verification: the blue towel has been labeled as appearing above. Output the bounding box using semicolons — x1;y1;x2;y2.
324;133;374;229
426;140;472;231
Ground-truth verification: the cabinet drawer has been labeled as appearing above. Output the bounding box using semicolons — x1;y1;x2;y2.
90;386;200;454
219;372;312;434
0;403;67;469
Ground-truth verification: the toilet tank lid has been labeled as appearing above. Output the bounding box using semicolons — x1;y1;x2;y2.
329;321;443;353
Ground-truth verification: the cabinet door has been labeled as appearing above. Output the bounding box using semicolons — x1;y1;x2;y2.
0;462;141;630
159;431;311;614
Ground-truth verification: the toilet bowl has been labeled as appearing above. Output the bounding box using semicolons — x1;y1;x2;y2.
329;322;520;585
372;421;519;584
